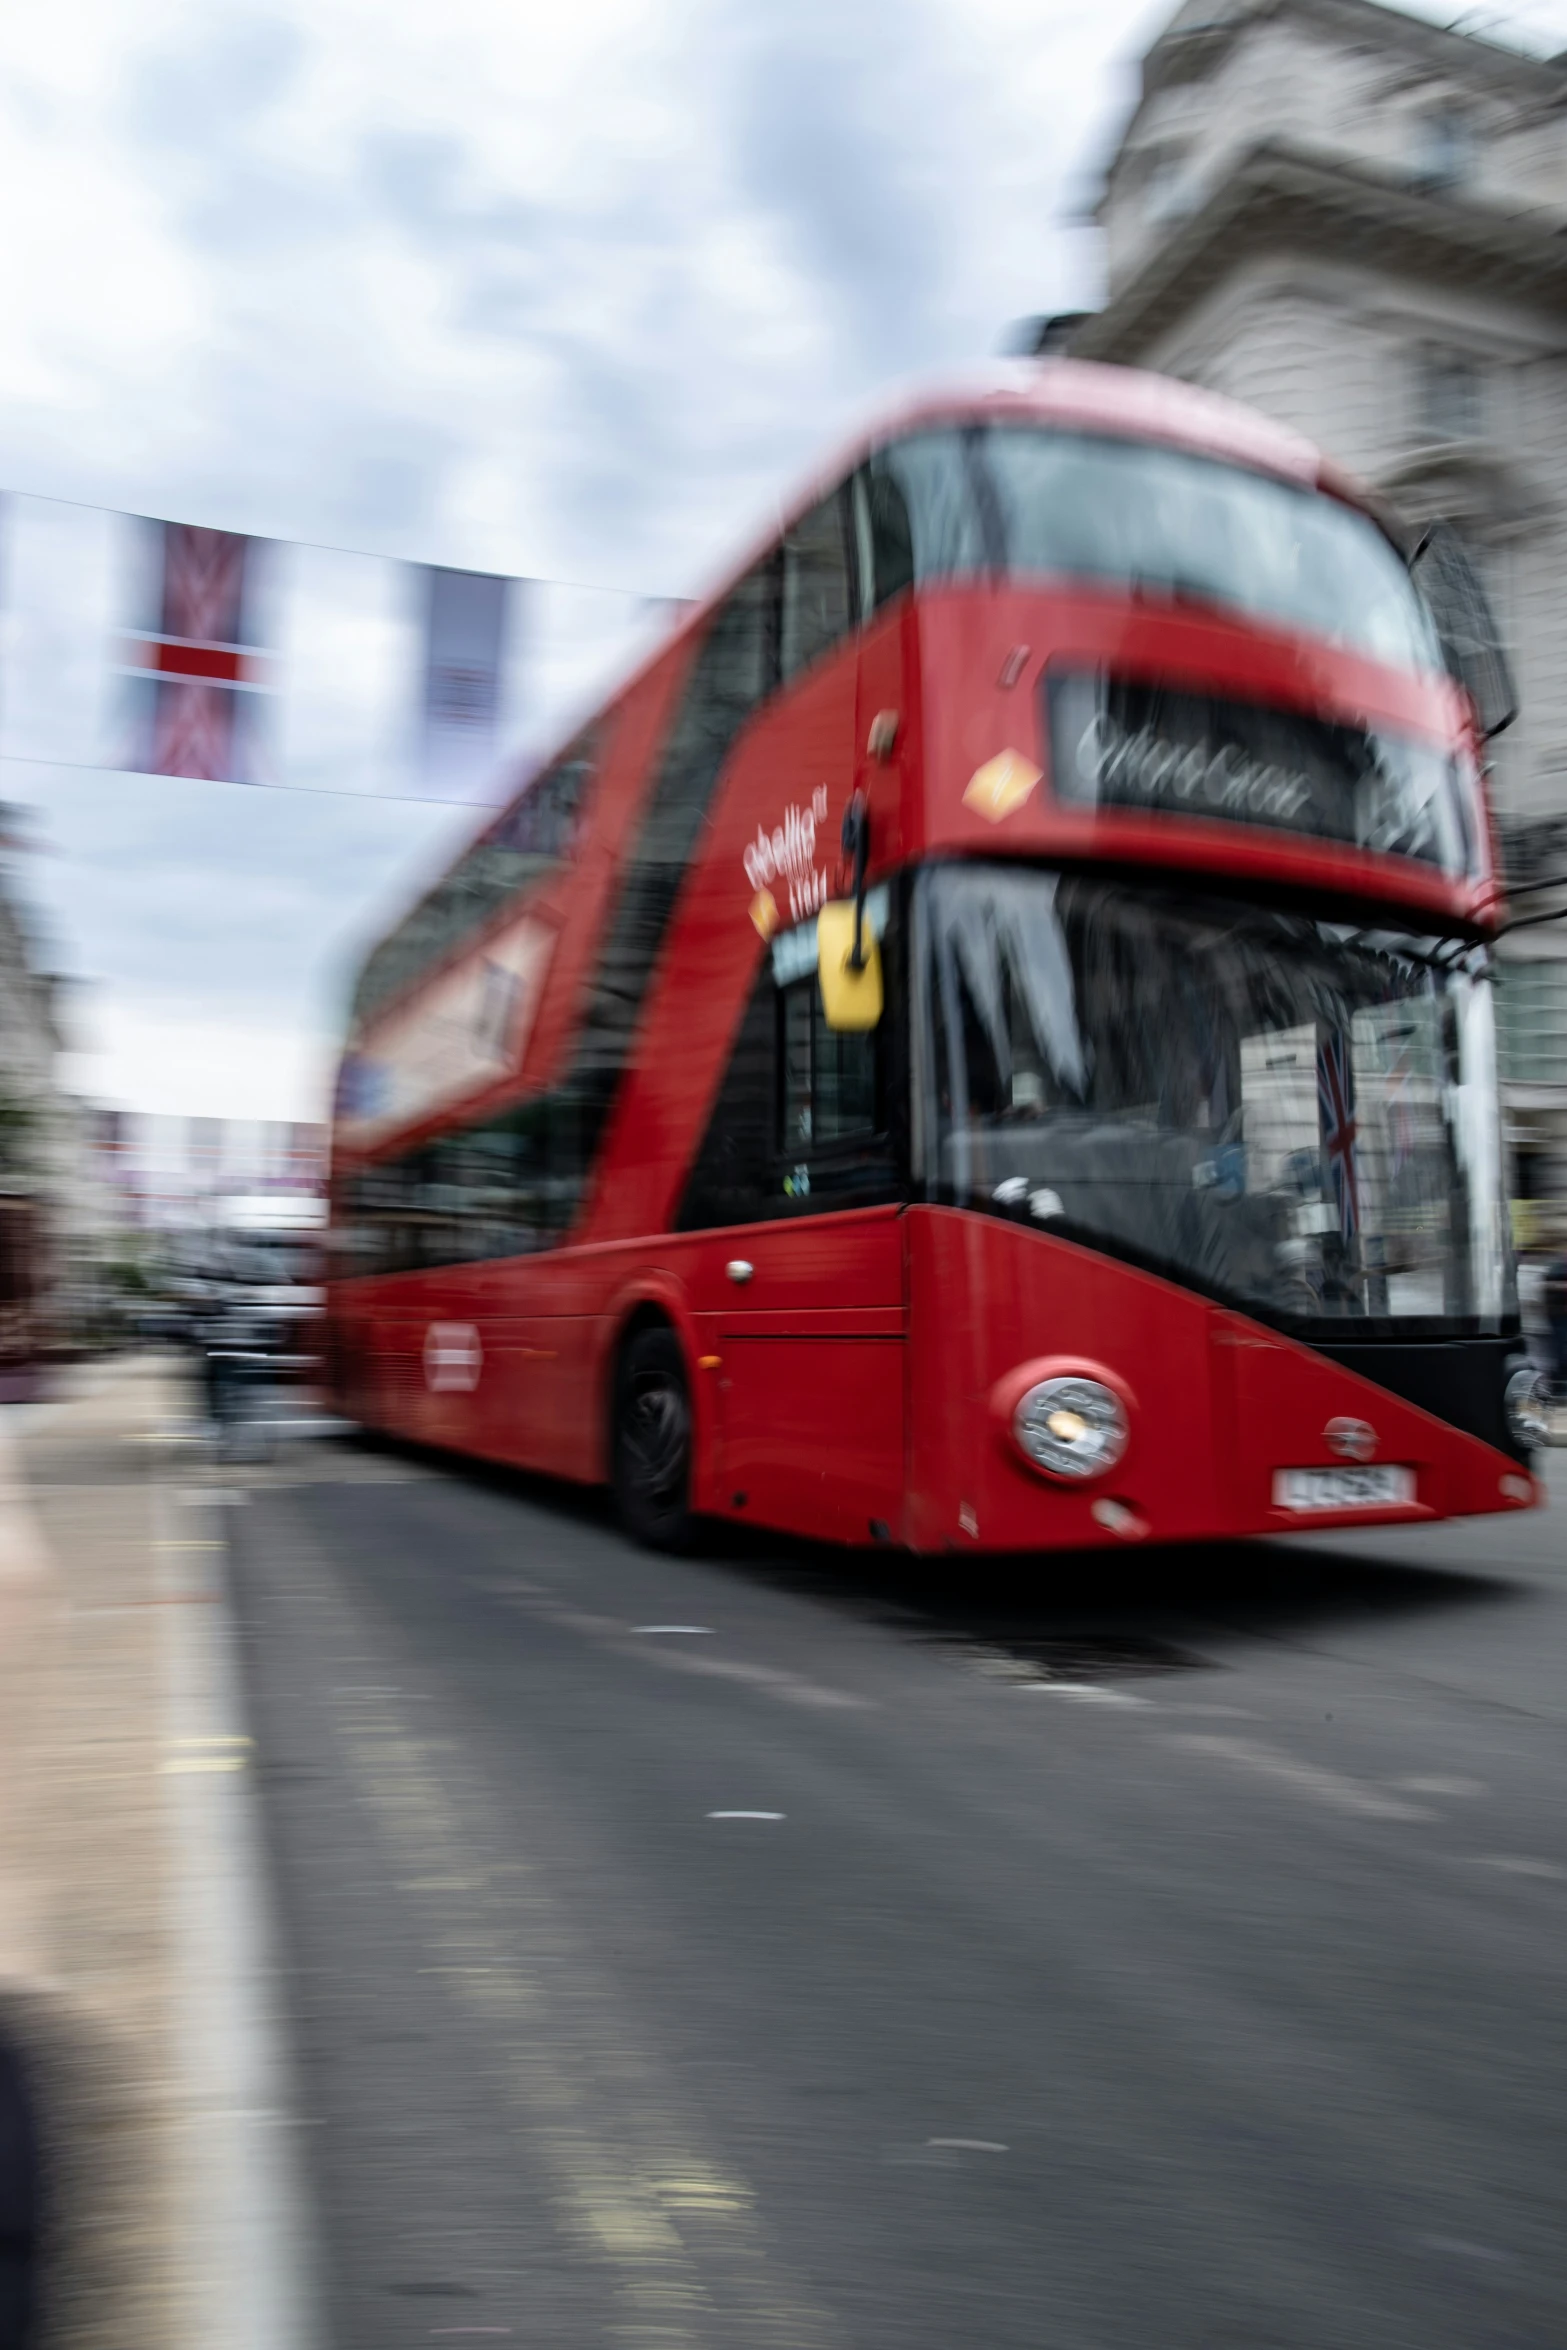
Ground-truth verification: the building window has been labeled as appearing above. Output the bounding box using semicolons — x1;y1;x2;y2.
1143;151;1193;224
1498;961;1567;1090
1418;348;1482;443
1416;103;1474;191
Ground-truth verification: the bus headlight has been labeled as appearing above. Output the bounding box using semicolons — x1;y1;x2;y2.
1013;1376;1129;1480
1505;1365;1550;1453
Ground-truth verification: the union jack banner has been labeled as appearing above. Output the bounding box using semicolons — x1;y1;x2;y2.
122;522;272;782
1316;1026;1360;1240
420;565;512;800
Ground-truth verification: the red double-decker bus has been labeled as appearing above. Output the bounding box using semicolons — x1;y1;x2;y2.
326;359;1548;1552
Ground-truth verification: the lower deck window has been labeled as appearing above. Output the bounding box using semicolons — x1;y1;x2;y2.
782;982;878;1152
333;1093;585;1277
677;897;904;1228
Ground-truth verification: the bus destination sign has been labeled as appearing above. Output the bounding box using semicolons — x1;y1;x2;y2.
1044;668;1474;877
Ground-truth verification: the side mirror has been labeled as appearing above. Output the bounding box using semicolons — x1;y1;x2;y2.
1410;521;1518;739
818;901;883;1030
819;790;883;1030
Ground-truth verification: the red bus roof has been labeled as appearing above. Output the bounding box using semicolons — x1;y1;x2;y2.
570;359;1374;749
827;358;1329;498
370;360;1397;987
681;359;1348;628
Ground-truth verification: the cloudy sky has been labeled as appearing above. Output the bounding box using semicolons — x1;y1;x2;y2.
1;0;1564;1123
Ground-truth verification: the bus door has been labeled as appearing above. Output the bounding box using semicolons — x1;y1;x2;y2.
679;453;909;1539
693;925;907;1542
705;1204;905;1546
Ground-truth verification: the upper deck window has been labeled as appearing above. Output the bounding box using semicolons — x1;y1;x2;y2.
861;425;1444;682
781;492;854;681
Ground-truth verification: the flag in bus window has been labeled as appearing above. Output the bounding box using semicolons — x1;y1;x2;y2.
121;522;274;783
1316;1027;1360;1240
419;566;514;800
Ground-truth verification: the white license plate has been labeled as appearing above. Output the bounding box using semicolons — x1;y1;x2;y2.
1273;1465;1416;1514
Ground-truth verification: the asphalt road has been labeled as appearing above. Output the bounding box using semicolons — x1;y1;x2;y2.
220;1434;1567;2350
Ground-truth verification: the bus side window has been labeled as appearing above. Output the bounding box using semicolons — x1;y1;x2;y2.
856;459;915;611
340;1087;587;1277
783;985;814;1149
675;970;777;1229
350;725;607;1034
499;733;601;862
781;980;878;1151
781;491;853;681
677;920;904;1234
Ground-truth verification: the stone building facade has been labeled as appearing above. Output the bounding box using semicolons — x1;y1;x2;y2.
95;1113;328;1229
1071;0;1567;1223
0;840;115;1364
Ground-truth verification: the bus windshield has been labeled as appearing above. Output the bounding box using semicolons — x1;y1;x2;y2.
867;425;1443;680
916;864;1513;1336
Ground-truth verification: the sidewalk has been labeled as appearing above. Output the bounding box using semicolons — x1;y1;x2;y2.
0;1356;316;2350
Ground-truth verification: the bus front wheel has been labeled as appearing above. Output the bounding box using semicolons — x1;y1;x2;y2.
613;1325;694;1552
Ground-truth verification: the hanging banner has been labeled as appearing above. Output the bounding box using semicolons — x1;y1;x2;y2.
122;523;273;782
420;566;513;800
0;491;680;799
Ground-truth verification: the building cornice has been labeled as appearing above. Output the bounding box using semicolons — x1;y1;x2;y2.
1376;444;1550;534
1227;0;1561;90
1076;141;1567;364
1112;0;1567;191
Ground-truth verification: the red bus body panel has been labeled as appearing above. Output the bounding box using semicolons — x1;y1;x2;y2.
901;1210;1531;1551
329;1204;1537;1550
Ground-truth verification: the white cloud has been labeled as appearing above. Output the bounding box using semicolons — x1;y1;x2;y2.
63;992;339;1124
0;0;1563;1118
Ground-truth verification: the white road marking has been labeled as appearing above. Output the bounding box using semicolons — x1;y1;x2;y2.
707;1811;784;1821
1394;1776;1487;1798
634;1626;714;1635
1167;1735;1434;1821
650;1647;868;1709
486;1585;870;1710
1472;1854;1564;1880
1418;2235;1513;2263
1024;1683;1148;1706
927;2138;1008;2152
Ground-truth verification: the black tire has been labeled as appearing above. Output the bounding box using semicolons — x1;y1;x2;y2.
0;2029;39;2350
613;1325;694;1551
